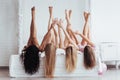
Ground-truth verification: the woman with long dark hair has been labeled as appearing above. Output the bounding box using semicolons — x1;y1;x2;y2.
20;7;40;75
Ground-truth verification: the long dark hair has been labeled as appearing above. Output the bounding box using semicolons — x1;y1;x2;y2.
83;45;96;69
20;45;40;75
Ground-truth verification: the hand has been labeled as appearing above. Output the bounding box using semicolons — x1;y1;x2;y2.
51;18;58;26
57;19;64;28
49;18;58;30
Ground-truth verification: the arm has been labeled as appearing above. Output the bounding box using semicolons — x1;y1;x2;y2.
58;25;64;48
67;25;80;45
52;26;59;47
39;24;54;51
58;20;79;49
75;31;95;47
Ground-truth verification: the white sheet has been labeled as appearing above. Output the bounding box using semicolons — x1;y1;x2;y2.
9;49;99;77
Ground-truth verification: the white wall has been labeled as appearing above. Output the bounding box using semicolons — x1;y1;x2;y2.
0;0;18;66
18;0;86;53
91;0;120;43
0;0;86;66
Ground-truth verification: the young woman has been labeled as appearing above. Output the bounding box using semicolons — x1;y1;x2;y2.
39;6;58;78
57;19;78;73
20;7;40;74
74;12;96;69
75;12;107;73
59;11;96;70
65;10;79;45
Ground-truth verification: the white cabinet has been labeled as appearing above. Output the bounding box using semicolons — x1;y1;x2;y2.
99;42;120;69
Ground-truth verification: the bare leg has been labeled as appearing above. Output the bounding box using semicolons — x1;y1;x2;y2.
81;12;90;45
65;10;71;25
87;20;91;40
47;7;59;47
39;29;52;51
65;10;79;45
52;25;59;48
86;12;91;40
58;19;79;50
65;10;73;37
39;20;57;51
74;30;94;47
58;22;64;48
69;10;72;20
27;7;39;48
82;12;89;36
48;6;53;30
49;18;59;48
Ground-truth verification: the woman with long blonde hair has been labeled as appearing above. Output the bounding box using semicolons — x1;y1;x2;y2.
57;18;78;72
65;11;96;69
64;10;78;72
58;10;96;70
39;6;59;78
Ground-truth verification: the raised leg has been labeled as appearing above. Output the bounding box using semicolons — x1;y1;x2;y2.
81;12;90;45
58;19;79;50
69;10;72;20
65;10;79;45
48;6;53;30
39;19;58;51
39;29;52;52
58;19;65;48
27;7;39;47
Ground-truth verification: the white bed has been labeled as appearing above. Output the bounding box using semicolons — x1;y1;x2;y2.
9;49;100;77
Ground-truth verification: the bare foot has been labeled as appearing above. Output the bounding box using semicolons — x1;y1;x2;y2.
52;18;58;24
65;9;71;26
51;18;58;28
49;6;53;18
65;10;69;21
86;12;90;21
84;12;90;22
31;6;35;18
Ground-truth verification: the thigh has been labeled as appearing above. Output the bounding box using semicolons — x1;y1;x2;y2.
27;37;39;48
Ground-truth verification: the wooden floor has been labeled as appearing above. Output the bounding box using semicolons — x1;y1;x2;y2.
0;67;120;80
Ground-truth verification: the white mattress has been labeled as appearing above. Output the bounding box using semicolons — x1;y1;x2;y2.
9;49;99;77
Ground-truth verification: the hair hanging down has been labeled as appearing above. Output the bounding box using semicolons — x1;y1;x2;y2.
84;45;96;69
65;46;77;72
20;45;40;75
44;43;56;78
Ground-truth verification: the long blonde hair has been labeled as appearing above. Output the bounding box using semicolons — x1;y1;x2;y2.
84;45;96;69
44;43;56;78
65;46;77;72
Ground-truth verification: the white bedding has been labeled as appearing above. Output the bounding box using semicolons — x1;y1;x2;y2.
9;49;99;77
